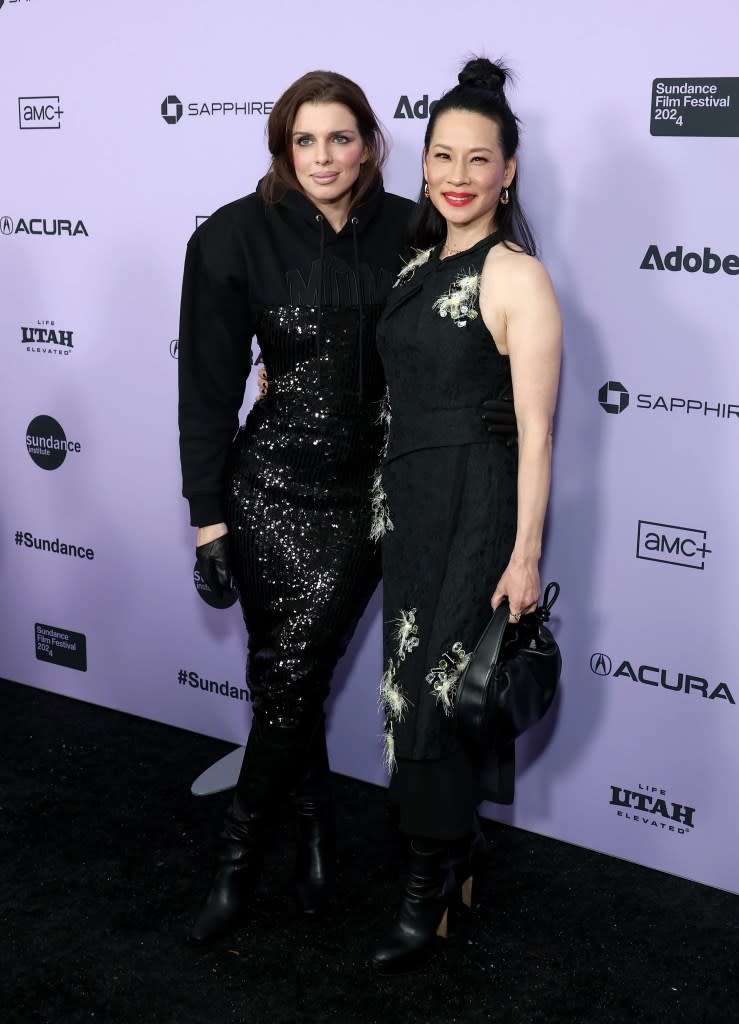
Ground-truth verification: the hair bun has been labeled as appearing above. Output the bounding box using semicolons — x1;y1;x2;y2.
458;57;508;94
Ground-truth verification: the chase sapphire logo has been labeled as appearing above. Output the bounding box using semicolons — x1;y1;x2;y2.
161;95;183;124
598;381;629;414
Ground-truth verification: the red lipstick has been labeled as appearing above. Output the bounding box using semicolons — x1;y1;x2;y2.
442;191;475;207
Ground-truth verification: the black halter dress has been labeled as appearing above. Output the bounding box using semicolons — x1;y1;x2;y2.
375;232;518;837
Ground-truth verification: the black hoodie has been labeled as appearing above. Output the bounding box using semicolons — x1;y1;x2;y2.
178;182;413;526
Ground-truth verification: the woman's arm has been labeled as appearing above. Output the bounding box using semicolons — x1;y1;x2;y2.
178;223;253;531
480;253;562;618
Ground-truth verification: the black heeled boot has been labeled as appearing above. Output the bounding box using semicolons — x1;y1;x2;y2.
447;817;489;908
292;715;335;915
372;839;457;975
190;713;314;944
189;796;269;944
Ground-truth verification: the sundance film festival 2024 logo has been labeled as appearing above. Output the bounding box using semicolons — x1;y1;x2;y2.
609;784;695;836
18;96;63;129
598;380;739;421
589;652;734;706
36;623;87;672
22;321;74;356
26;415;81;470
651;78;739;136
161;94;273;124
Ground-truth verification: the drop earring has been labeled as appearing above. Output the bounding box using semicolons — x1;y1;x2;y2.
500;186;510;205
424;183;430;198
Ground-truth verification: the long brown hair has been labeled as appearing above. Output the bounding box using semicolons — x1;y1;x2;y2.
260;70;388;210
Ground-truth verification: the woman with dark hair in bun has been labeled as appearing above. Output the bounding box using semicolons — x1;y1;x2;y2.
372;57;562;974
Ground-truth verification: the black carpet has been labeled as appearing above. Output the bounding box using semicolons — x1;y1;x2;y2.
1;678;735;1024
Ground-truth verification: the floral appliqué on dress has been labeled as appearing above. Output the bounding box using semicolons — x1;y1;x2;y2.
379;607;419;771
425;642;470;715
393;248;433;288
370;388;393;541
432;269;480;328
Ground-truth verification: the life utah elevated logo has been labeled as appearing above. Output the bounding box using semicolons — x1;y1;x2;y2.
609;783;695;836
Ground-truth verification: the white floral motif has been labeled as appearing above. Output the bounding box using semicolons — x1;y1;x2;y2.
369;388;393;541
425;641;470;715
432;270;480;327
379;606;421;772
394;607;420;660
383;726;396;772
379;658;408;722
393;247;433;288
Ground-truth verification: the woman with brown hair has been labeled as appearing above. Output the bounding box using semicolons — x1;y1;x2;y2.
178;70;413;942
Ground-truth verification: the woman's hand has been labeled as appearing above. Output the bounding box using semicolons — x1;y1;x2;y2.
195;526;232;599
491;556;541;623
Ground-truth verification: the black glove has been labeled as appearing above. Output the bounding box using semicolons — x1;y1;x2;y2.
481;398;518;443
195;535;234;599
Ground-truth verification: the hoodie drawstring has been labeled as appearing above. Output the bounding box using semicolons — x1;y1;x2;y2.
315;214;325;386
350;216;365;401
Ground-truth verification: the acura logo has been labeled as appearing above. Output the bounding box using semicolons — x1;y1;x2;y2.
0;216;13;235
590;653;612;676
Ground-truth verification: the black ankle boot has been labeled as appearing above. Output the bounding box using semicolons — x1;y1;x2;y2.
447;818;489;906
372;839;457;975
292;716;335;915
189;714;314;944
189;800;268;944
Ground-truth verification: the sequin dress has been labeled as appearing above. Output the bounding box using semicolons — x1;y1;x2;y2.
178;183;413;716
374;232;518;817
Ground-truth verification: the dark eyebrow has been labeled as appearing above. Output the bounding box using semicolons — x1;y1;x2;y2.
292;128;358;136
431;143;494;154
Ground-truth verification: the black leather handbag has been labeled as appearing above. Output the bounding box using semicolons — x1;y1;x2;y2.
456;581;562;760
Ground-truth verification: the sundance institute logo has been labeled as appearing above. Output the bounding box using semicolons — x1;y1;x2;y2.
26;415;81;470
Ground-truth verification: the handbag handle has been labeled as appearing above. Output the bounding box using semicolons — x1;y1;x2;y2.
538;581;560;621
485;598;511;667
491;580;560;647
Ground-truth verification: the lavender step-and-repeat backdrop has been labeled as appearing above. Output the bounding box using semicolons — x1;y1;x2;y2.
1;0;737;893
